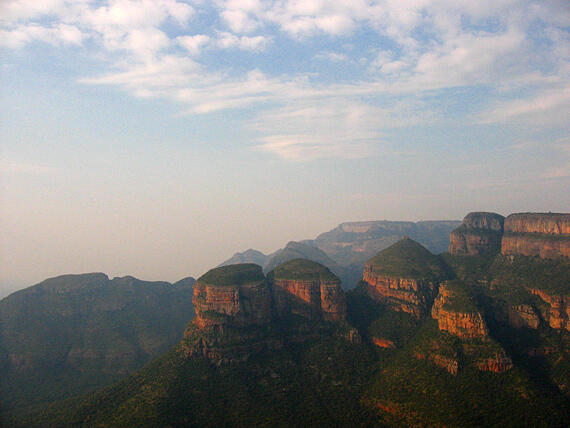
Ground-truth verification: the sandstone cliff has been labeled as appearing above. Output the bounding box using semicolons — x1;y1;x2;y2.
501;213;570;259
192;264;271;329
530;288;570;331
431;282;489;339
185;261;351;364
362;238;446;318
449;212;505;256
268;259;346;321
493;304;541;329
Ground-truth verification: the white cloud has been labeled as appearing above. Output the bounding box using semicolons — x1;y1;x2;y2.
0;23;84;48
315;51;349;62
479;85;570;125
177;34;210;55
217;32;269;51
1;0;568;161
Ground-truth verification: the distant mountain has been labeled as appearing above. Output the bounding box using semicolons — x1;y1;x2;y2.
314;220;460;266
0;273;195;417
218;249;270;268
218;220;459;289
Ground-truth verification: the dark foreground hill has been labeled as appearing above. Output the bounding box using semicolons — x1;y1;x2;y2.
0;273;195;418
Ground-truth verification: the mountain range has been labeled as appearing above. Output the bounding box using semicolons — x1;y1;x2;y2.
1;212;568;427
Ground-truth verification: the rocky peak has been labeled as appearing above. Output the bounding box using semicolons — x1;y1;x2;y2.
361;238;446;318
268;258;346;321
449;212;505;256
192;264;271;329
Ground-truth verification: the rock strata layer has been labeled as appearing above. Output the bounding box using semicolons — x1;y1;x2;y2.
186;261;349;364
361;238;445;318
431;283;489;339
269;259;347;321
363;268;437;318
501;213;570;259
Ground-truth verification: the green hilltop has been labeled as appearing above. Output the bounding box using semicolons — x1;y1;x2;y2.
268;258;338;282
367;237;449;280
198;264;265;287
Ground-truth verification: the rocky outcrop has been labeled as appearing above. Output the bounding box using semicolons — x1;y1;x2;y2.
530;288;570;331
449;212;505;256
431;283;489;339
192;264;271;329
507;304;540;329
501;213;570;259
186;262;350;364
362;238;445;318
363;270;438;318
476;353;514;372
415;350;459;375
269;259;346;321
372;337;396;348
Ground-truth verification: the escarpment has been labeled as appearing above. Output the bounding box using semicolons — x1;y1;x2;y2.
449;212;505;256
501;213;570;259
362;237;446;318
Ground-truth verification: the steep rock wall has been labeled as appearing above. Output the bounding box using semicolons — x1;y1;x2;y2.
431;284;488;339
449;212;505;256
271;278;346;321
192;280;271;329
362;265;438;318
530;288;570;331
501;213;570;259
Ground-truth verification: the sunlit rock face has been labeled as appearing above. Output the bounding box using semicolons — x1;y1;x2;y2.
362;237;446;318
501;213;570;259
192;264;271;329
268;259;347;322
431;283;489;340
186;261;349;365
449;212;505;256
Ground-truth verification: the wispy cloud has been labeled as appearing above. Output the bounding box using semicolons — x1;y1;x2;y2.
1;0;568;160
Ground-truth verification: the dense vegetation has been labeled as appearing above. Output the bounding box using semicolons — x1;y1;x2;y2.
0;274;195;419
267;258;338;282
198;264;265;287
3;237;569;427
366;238;449;280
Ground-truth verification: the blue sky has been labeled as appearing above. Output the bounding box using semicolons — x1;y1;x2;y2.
1;0;569;293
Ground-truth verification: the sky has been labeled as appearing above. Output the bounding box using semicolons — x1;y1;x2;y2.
1;0;569;295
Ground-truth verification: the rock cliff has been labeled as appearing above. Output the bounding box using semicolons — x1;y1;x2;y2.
186;261;350;364
268;259;346;321
529;288;570;331
431;282;489;339
501;213;570;259
362;238;446;318
449;212;505;256
192;264;271;329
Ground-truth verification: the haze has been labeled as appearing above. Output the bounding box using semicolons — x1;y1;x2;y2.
1;0;569;295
